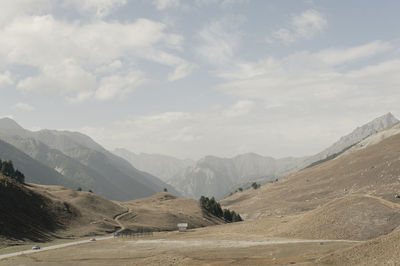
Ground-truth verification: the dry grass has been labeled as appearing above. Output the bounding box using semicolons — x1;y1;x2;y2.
0;228;357;266
222;134;400;241
320;228;400;265
118;192;224;232
275;194;400;241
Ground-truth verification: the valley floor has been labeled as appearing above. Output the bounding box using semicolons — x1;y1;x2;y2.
0;223;358;266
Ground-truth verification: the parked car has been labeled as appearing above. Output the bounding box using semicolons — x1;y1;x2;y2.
32;245;40;250
90;238;96;241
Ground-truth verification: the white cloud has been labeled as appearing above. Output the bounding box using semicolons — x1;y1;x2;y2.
96;71;146;101
0;0;49;27
0;16;184;67
78;40;400;159
196;16;244;65
219;40;393;80
223;100;255;117
15;102;35;111
217;42;400;120
315;40;391;65
269;9;327;44
0;71;13;87
96;60;122;73
292;9;327;38
153;0;181;10
168;62;194;81
17;59;97;103
64;0;127;17
0;15;191;102
195;0;249;7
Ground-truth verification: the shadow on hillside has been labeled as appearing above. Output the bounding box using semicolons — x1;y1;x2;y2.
0;177;74;242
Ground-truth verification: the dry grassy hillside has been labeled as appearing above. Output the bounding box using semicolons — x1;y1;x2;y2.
0;178;127;247
320;227;400;265
0;175;76;247
118;192;224;232
222;133;400;220
29;184;126;237
276;194;400;241
1;179;226;249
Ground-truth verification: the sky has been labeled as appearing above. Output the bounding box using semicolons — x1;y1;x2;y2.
1;0;400;160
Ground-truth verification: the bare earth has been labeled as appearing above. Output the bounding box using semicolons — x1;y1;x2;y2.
0;224;358;266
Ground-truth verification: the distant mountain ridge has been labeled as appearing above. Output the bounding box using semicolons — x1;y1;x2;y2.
300;112;399;168
167;113;399;199
2;113;395;201
113;148;194;182
168;153;304;200
0;118;179;201
0;138;68;187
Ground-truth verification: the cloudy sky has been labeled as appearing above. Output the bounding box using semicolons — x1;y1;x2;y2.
1;0;400;159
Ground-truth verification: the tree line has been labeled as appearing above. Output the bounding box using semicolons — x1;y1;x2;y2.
199;196;242;222
0;159;25;183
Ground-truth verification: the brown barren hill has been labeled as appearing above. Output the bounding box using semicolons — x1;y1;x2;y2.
28;183;126;237
319;227;400;265
276;194;400;241
118;192;225;232
0;175;75;247
222;133;400;220
0;177;126;247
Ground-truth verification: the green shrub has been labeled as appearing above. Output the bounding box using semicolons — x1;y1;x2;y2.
199;196;243;223
0;158;25;183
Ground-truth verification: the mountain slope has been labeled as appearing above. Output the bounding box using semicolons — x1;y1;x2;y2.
32;129;180;197
276;194;400;241
301;112;399;168
0;175;74;245
0;118;178;201
320;226;400;265
0;139;69;187
169;113;399;200
340;121;400;157
222;132;400;220
168;153;288;200
113;148;194;182
0;174;129;247
0;177;226;248
118;192;225;233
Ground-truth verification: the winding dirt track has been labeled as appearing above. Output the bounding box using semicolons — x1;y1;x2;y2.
112;205;131;233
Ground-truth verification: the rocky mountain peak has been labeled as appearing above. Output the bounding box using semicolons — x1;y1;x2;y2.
0;118;27;136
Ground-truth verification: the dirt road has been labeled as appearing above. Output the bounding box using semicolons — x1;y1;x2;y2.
0;236;113;261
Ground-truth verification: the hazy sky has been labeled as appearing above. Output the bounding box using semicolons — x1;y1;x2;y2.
1;0;400;159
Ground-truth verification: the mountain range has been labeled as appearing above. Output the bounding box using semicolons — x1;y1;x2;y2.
0;118;178;201
119;112;399;200
113;148;194;182
221;120;400;235
0;112;397;202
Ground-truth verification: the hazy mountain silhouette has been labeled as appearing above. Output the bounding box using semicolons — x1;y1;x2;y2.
0;118;179;201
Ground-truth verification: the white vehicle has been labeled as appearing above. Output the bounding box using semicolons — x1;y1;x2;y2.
90;238;96;241
32;245;40;250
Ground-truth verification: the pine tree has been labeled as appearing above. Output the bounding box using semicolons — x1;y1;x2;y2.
223;209;232;222
1;160;15;178
14;170;25;183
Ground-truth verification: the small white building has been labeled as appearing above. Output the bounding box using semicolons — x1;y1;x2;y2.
177;223;188;232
